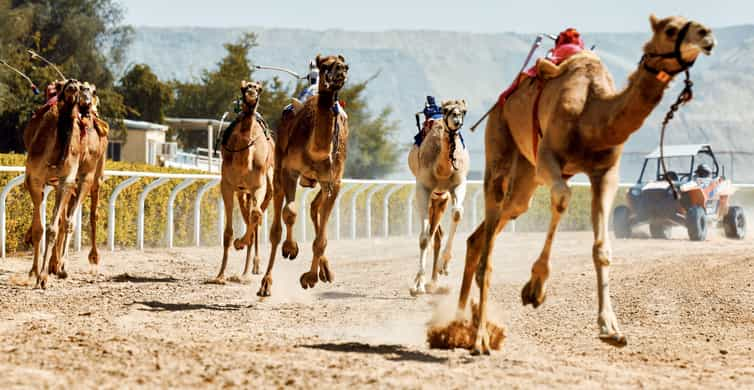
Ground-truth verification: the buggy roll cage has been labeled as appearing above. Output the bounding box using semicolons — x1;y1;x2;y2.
636;145;720;184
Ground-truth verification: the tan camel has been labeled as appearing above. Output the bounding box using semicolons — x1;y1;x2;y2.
442;15;715;354
23;79;84;288
408;99;469;296
213;80;274;284
48;81;109;277
258;54;349;297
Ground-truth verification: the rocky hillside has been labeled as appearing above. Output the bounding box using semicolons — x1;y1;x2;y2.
126;25;754;181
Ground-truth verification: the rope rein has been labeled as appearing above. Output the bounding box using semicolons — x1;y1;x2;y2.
659;69;694;199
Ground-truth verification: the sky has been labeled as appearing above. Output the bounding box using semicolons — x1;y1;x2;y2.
122;0;752;33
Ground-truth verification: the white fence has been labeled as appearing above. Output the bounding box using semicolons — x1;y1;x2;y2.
3;165;753;258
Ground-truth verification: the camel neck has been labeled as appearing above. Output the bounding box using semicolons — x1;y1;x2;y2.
434;128;454;178
591;66;669;149
308;91;339;161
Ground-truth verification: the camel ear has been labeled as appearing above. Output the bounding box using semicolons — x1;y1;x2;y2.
649;14;662;33
338;54;346;62
316;54;324;67
460;99;467;110
241;80;248;89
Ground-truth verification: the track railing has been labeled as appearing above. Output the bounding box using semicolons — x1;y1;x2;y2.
3;164;753;257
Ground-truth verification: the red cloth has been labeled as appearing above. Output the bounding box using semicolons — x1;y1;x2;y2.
495;28;586;160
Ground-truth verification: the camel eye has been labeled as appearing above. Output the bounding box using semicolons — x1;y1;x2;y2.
665;27;677;38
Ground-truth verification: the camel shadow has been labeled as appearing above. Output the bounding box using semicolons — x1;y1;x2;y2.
132;300;249;312
302;342;447;364
317;291;367;300
110;273;179;283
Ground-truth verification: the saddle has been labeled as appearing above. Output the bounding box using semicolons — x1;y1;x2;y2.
219;111;270;149
496;28;588;159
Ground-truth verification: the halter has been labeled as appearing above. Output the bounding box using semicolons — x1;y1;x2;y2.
640;22;695;77
442;111;466;171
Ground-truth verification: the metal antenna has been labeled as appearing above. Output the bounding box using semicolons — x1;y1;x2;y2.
27;49;67;80
0;59;40;95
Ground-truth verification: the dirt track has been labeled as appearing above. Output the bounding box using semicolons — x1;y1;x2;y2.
1;229;753;389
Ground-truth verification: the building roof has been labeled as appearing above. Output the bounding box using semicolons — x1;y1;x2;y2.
165;117;230;132
123;119;169;132
645;144;711;159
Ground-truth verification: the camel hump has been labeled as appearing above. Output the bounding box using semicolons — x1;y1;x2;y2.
537;50;601;80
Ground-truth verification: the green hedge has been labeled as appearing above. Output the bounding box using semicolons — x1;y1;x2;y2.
0;153;223;255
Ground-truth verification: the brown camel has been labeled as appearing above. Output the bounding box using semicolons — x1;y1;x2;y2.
408;99;470;296
444;15;715;354
213;80;274;284
258;54;349;297
23;81;109;286
51;82;109;277
23;79;84;288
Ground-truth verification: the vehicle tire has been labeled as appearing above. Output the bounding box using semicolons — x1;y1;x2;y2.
723;206;746;240
613;205;632;239
649;223;672;239
686;206;707;241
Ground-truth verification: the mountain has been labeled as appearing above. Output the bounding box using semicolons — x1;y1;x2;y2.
125;25;754;182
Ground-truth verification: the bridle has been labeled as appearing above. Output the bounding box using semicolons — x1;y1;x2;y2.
640;21;695;77
223;96;264;153
641;21;699;199
443;108;465;171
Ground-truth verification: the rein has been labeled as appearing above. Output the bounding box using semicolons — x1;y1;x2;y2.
443;116;464;171
644;21;696;199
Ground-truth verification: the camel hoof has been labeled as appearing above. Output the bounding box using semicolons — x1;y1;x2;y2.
300;271;318;289
233;238;247;251
471;331;491;356
282;240;299;260
599;332;628;347
257;276;272;297
252;256;262;275
318;257;334;283
521;278;546;309
36;273;49;290
57;268;68;279
206;276;226;285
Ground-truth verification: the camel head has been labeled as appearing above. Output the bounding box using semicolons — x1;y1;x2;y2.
643;15;716;75
78;82;98;115
316;54;349;92
58;79;81;106
240;80;263;111
441;99;468;132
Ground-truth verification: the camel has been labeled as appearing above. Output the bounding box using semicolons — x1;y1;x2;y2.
213;80;274;284
23;79;84;288
408;99;469;296
258;54;349;297
23;81;108;287
440;15;715;354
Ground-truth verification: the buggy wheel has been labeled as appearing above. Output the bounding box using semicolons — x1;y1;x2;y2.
613;205;632;239
686;206;707;241
649;223;672;240
723;206;746;240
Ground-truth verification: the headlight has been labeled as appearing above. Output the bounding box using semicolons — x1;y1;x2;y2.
630;188;641;196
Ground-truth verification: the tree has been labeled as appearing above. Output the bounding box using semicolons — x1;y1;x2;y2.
339;79;400;178
0;0;132;151
116;64;173;123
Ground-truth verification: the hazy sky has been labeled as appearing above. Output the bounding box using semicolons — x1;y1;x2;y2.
122;0;751;33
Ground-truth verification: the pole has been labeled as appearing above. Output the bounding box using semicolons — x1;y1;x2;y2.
207;124;213;173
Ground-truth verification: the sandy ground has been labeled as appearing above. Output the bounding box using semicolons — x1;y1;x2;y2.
1;229;753;389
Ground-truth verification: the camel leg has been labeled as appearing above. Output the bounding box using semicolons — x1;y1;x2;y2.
234;193;252;250
87;178;103;274
252;170;273;276
38;179;76;289
410;184;431;296
251;222;261;275
521;149;571;308
27;178;45;281
309;190;324;235
427;195;449;292
590;167;627;346
55;177;93;279
471;153;538;355
280;172;300;260
211;182;235;284
300;184;340;289
257;169;293;297
440;181;467;275
239;183;265;281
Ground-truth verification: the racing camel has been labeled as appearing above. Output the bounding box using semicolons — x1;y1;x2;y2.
432;15;716;354
408;98;469;296
258;54;349;297
213;80;274;283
